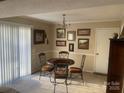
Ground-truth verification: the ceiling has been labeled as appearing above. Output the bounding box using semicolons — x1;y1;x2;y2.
0;0;124;23
28;4;124;24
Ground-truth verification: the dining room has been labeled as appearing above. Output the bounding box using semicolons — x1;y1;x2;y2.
0;14;122;93
0;1;124;92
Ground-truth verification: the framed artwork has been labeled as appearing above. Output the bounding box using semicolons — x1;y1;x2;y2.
33;29;45;44
78;38;89;49
56;40;66;46
77;29;91;36
67;31;76;41
56;28;66;38
69;43;74;52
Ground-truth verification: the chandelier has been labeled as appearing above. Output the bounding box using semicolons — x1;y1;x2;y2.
61;14;70;31
56;14;70;38
62;14;66;30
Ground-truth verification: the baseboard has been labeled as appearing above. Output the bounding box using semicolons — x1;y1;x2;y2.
93;72;107;76
31;69;40;74
84;70;94;73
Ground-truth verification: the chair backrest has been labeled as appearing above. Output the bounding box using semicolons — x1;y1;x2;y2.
59;51;69;58
80;55;86;70
39;53;46;66
54;63;68;79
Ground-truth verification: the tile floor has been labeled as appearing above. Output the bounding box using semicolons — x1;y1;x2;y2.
4;72;107;93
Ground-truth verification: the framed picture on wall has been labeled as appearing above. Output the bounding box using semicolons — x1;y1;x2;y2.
69;43;74;52
56;28;66;38
33;29;45;44
56;40;66;46
78;38;89;49
67;31;76;41
77;29;91;36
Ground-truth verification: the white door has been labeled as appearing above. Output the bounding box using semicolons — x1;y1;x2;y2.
95;28;120;74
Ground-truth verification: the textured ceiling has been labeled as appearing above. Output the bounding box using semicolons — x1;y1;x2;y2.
28;4;124;24
0;0;124;18
0;0;124;22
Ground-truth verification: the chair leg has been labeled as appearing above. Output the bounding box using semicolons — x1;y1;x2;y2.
81;72;84;83
39;71;46;80
70;72;72;84
54;83;56;93
53;83;56;93
39;71;42;80
66;83;68;93
53;77;56;93
49;72;54;83
65;79;68;93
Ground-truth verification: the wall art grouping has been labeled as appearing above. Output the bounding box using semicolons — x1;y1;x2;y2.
56;28;91;50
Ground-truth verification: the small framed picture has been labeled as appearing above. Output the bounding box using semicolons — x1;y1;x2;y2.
78;38;89;49
33;29;45;44
67;31;76;41
77;29;91;36
69;43;74;52
56;28;66;38
56;40;66;46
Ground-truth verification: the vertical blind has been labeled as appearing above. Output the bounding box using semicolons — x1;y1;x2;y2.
0;22;31;85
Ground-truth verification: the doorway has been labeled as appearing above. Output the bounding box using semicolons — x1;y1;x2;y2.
95;28;120;74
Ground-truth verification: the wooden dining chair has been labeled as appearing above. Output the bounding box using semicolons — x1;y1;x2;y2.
59;51;69;58
39;53;54;80
53;62;69;93
69;55;86;82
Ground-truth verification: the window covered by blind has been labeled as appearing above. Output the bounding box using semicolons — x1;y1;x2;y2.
0;22;31;85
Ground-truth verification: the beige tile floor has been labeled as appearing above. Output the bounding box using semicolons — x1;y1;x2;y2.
5;72;107;93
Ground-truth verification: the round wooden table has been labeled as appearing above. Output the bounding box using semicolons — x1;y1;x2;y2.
47;58;75;65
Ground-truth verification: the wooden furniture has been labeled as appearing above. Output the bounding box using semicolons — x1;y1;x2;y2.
39;53;54;80
106;39;124;93
48;58;74;66
59;51;69;58
69;55;86;83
